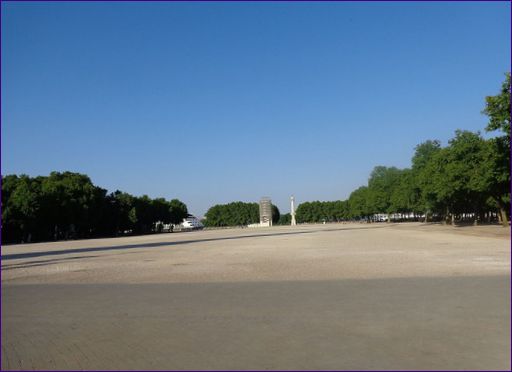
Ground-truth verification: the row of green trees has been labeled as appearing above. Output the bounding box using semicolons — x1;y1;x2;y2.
296;73;510;226
2;171;188;244
203;202;280;227
206;74;509;227
3;75;508;239
296;201;348;223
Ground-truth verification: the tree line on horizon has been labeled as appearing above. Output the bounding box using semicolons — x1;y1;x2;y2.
2;74;509;241
203;202;280;227
296;73;510;227
1;171;188;244
203;73;510;228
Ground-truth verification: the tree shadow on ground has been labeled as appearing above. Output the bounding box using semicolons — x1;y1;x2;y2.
1;225;391;261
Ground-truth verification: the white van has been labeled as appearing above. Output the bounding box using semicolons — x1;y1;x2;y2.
181;215;204;230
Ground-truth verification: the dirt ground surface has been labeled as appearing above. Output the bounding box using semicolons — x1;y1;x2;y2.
2;222;510;370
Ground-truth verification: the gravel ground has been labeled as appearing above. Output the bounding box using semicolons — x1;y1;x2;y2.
2;223;510;370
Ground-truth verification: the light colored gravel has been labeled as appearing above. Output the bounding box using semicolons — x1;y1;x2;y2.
2;223;509;284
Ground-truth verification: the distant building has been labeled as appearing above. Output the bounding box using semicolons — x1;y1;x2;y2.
181;214;204;230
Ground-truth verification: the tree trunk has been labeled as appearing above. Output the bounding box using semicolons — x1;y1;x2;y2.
451;213;455;226
494;198;509;227
479;211;485;224
387;213;391;223
499;206;509;227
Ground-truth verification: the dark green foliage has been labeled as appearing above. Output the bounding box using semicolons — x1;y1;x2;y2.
203;202;259;227
367;166;404;214
296;200;349;223
345;130;508;223
297;74;510;224
1;172;188;244
3;74;509;241
277;213;292;225
412;140;442;215
482;73;511;225
348;187;370;220
389;169;417;214
203;202;280;227
272;205;280;225
168;199;189;226
483;72;511;140
413;131;488;221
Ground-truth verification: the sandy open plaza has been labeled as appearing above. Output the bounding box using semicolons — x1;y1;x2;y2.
1;223;510;370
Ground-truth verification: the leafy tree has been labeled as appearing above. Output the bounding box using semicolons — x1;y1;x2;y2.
483;72;511;140
203;201;279;227
132;195;154;233
366;166;403;219
482;72;511;226
204;202;259;227
39;172;98;239
348;186;370;220
295;200;349;223
113;191;136;233
2;175;21;243
420;131;489;225
389;169;416;215
1;172;189;243
277;213;291;225
272;205;280;225
412;140;442;219
168;199;189;226
3;175;40;242
477;137;510;226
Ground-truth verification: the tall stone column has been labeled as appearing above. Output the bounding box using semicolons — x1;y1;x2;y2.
290;195;297;226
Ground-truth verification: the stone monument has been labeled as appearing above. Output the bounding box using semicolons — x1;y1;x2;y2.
259;197;273;227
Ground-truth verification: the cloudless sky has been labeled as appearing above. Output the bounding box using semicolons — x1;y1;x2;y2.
2;1;510;216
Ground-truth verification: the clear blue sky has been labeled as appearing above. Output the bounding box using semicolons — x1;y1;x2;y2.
2;2;510;216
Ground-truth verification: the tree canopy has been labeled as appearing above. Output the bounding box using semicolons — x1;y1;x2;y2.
294;74;510;226
4;74;509;238
203;202;280;227
1;172;188;244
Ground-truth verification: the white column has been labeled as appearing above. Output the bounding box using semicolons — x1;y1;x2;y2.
290;195;297;226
